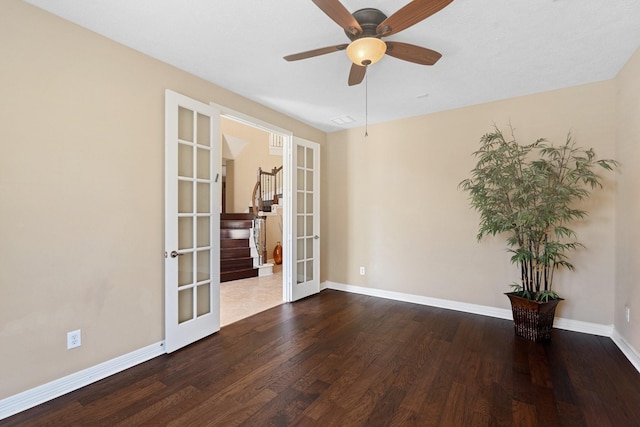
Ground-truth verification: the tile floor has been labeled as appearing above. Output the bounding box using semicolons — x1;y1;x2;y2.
220;264;283;327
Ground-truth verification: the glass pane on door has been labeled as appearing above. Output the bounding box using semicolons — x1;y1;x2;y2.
297;261;305;285
306;260;313;282
178;217;193;249
178;253;193;286
178;144;193;177
306;147;314;165
197;217;210;247
178;181;193;213
178;107;194;142
197;284;211;316
306;237;313;258
197;113;210;147
197;183;210;213
178;288;194;323
197;148;210;180
197;250;211;283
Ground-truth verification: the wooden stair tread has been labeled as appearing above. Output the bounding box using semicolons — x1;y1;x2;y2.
221;238;249;249
220;257;254;272
220;213;255;221
220;268;258;282
220;247;251;259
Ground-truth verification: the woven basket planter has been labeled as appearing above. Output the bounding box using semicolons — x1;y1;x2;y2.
506;293;563;342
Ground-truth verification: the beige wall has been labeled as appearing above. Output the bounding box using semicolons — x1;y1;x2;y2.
266;209;284;264
221;119;276;214
324;80;618;325
0;0;323;399
615;48;640;351
224;159;235;212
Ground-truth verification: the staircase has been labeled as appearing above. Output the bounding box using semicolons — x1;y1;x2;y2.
252;165;283;216
220;213;258;282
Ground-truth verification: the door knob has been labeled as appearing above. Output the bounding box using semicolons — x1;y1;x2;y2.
314;235;320;240
170;250;182;258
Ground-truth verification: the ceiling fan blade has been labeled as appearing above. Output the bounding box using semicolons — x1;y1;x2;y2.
284;44;349;61
385;42;442;65
377;0;453;37
348;64;366;86
312;0;362;36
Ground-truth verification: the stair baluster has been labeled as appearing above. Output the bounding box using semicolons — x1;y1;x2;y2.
251;165;283;215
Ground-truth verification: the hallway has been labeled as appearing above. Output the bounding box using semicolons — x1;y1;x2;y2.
220;265;283;326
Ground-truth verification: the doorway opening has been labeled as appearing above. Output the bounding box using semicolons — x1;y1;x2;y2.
219;114;289;326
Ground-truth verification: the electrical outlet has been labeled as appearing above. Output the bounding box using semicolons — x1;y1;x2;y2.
359;266;365;275
625;306;631;323
67;329;81;349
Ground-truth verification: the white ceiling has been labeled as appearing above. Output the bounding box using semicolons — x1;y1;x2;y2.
24;0;640;133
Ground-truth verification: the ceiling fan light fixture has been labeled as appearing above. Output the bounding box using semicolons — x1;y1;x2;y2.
346;37;386;66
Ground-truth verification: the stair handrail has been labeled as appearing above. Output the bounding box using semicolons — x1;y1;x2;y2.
251;179;262;217
251;165;283;215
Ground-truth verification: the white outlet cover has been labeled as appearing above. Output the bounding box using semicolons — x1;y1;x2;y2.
67;329;82;349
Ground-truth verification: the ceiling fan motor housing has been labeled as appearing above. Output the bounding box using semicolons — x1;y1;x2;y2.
345;8;388;41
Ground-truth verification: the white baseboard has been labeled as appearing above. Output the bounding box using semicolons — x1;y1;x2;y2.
611;329;640;373
323;281;512;321
0;341;165;420
553;317;614;336
321;281;638;372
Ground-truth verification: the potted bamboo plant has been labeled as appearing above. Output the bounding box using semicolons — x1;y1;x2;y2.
459;125;618;341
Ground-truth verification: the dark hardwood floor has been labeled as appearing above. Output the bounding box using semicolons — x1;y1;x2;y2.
5;290;640;426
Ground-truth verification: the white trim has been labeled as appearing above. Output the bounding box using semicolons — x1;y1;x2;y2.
213;103;292;139
553;317;613;337
282;132;293;302
0;341;165;421
321;281;639;372
611;329;640;373
258;263;274;277
323;280;512;320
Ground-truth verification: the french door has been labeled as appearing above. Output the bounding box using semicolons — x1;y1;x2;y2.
164;90;220;353
286;137;321;301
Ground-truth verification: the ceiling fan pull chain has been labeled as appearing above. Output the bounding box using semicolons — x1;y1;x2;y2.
365;73;369;137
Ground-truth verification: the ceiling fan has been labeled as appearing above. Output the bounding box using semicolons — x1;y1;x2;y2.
284;0;453;86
